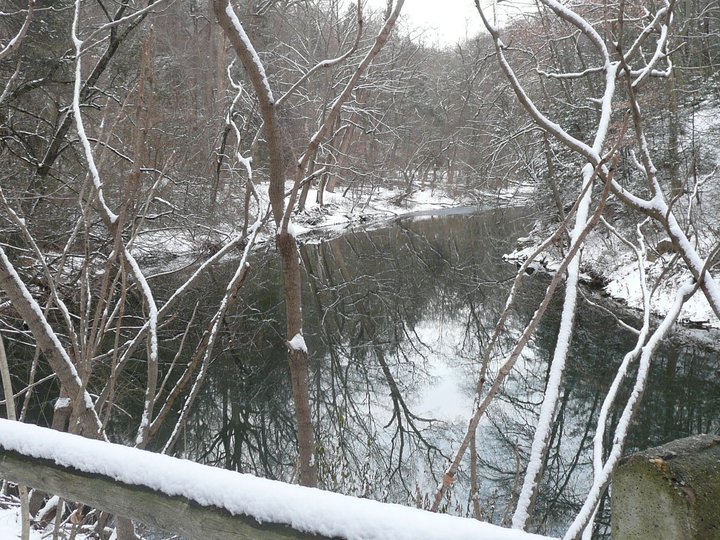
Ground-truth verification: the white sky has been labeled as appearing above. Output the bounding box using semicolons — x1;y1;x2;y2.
395;0;483;46
365;0;535;47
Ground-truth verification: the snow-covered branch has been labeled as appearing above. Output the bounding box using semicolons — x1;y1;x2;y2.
564;279;697;539
275;1;363;109
0;247;104;439
0;0;34;61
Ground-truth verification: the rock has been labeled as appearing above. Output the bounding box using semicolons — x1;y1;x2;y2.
612;434;720;539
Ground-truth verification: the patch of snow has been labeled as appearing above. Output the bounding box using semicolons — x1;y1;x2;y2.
287;221;309;238
692;103;720;139
54;397;71;410
288;333;308;353
130;229;199;259
605;256;719;329
0;505;46;540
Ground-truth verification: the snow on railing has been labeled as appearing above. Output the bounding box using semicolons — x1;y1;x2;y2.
0;419;555;540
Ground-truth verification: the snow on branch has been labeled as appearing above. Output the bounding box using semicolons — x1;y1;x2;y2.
0;0;34;61
81;0;171;49
631;22;672;88
0;246;104;438
623;2;672;63
225;4;274;103
563;279;697;539
536;65;604;80
511;158;618;529
71;0;118;225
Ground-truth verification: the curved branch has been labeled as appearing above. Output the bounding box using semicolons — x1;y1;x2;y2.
0;0;34;61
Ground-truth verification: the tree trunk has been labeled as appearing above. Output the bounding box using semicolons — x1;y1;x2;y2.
667;70;682;196
213;0;405;490
277;232;317;486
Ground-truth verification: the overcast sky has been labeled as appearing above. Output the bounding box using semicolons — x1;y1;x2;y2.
395;0;482;46
364;0;535;47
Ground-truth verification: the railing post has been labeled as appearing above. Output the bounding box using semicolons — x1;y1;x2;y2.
611;434;720;539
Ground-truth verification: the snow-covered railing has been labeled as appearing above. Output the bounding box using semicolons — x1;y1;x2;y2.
0;420;555;540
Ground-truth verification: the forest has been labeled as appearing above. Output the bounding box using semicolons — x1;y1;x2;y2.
0;0;719;538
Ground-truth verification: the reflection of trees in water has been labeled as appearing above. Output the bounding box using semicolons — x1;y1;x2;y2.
176;256;298;480
488;288;720;537
170;209;719;538
300;211;534;502
307;233;451;499
179;209;527;502
632;339;720;444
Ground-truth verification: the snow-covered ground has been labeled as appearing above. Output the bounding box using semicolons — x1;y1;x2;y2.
0;505;44;540
506;100;720;330
506;230;720;330
603;247;719;328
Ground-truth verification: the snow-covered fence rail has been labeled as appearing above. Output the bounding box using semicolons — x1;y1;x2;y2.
0;420;554;540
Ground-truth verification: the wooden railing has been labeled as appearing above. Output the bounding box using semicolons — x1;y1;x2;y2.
0;448;316;540
0;419;555;540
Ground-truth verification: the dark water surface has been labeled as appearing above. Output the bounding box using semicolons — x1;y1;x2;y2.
165;207;719;537
11;208;717;538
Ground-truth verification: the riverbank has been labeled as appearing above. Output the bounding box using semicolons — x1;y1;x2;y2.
505;226;720;330
130;181;533;264
131;178;720;331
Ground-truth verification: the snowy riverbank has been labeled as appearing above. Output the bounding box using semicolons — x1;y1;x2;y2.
505;227;720;331
132;178;720;331
130;181;532;260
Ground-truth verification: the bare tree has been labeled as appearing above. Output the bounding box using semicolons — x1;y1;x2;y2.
430;0;720;537
212;0;405;487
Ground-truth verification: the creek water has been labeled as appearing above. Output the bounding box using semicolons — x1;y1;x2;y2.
161;207;719;537
9;207;718;538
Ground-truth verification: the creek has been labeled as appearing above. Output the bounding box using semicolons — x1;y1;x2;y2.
156;207;718;537
11;207;719;538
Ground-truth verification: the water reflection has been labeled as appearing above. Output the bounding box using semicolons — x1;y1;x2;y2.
176;208;720;538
